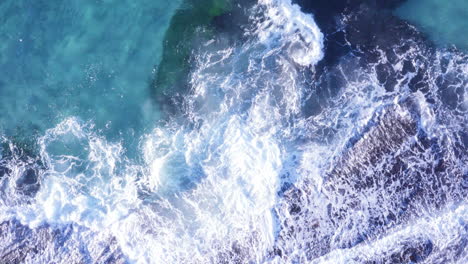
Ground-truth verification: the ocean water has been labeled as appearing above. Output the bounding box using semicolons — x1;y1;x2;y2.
395;0;468;50
0;0;181;151
0;0;467;263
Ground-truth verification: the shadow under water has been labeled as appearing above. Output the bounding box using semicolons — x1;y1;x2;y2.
150;0;255;116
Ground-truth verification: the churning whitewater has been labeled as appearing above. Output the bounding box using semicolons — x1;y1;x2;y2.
0;0;466;263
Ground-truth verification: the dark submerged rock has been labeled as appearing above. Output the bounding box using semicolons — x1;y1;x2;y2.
272;0;467;262
293;0;410;68
295;0;435;120
14;167;40;197
0;141;44;199
150;0;254;116
274;97;465;260
0;220;127;264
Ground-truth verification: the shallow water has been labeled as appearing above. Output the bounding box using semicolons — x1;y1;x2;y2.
0;0;181;150
0;0;467;263
395;0;468;51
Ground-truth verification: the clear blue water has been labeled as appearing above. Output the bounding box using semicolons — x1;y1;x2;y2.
0;0;181;150
395;0;468;50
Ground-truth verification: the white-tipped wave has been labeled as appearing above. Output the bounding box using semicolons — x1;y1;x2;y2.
257;0;324;66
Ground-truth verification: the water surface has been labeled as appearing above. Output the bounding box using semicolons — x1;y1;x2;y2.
0;0;466;263
396;0;468;50
0;0;181;151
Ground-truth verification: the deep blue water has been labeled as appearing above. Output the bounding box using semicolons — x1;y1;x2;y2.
0;0;466;263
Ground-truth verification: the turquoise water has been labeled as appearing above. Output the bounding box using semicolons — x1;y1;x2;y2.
0;0;181;151
395;0;468;50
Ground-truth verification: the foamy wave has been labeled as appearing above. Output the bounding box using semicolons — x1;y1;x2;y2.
255;0;324;66
0;0;325;261
13;118;140;229
126;115;282;262
312;203;467;263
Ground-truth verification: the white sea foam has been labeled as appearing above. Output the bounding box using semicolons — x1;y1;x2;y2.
120;1;325;259
256;0;324;66
11;118;140;229
0;0;325;262
127;115;282;262
311;203;468;264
